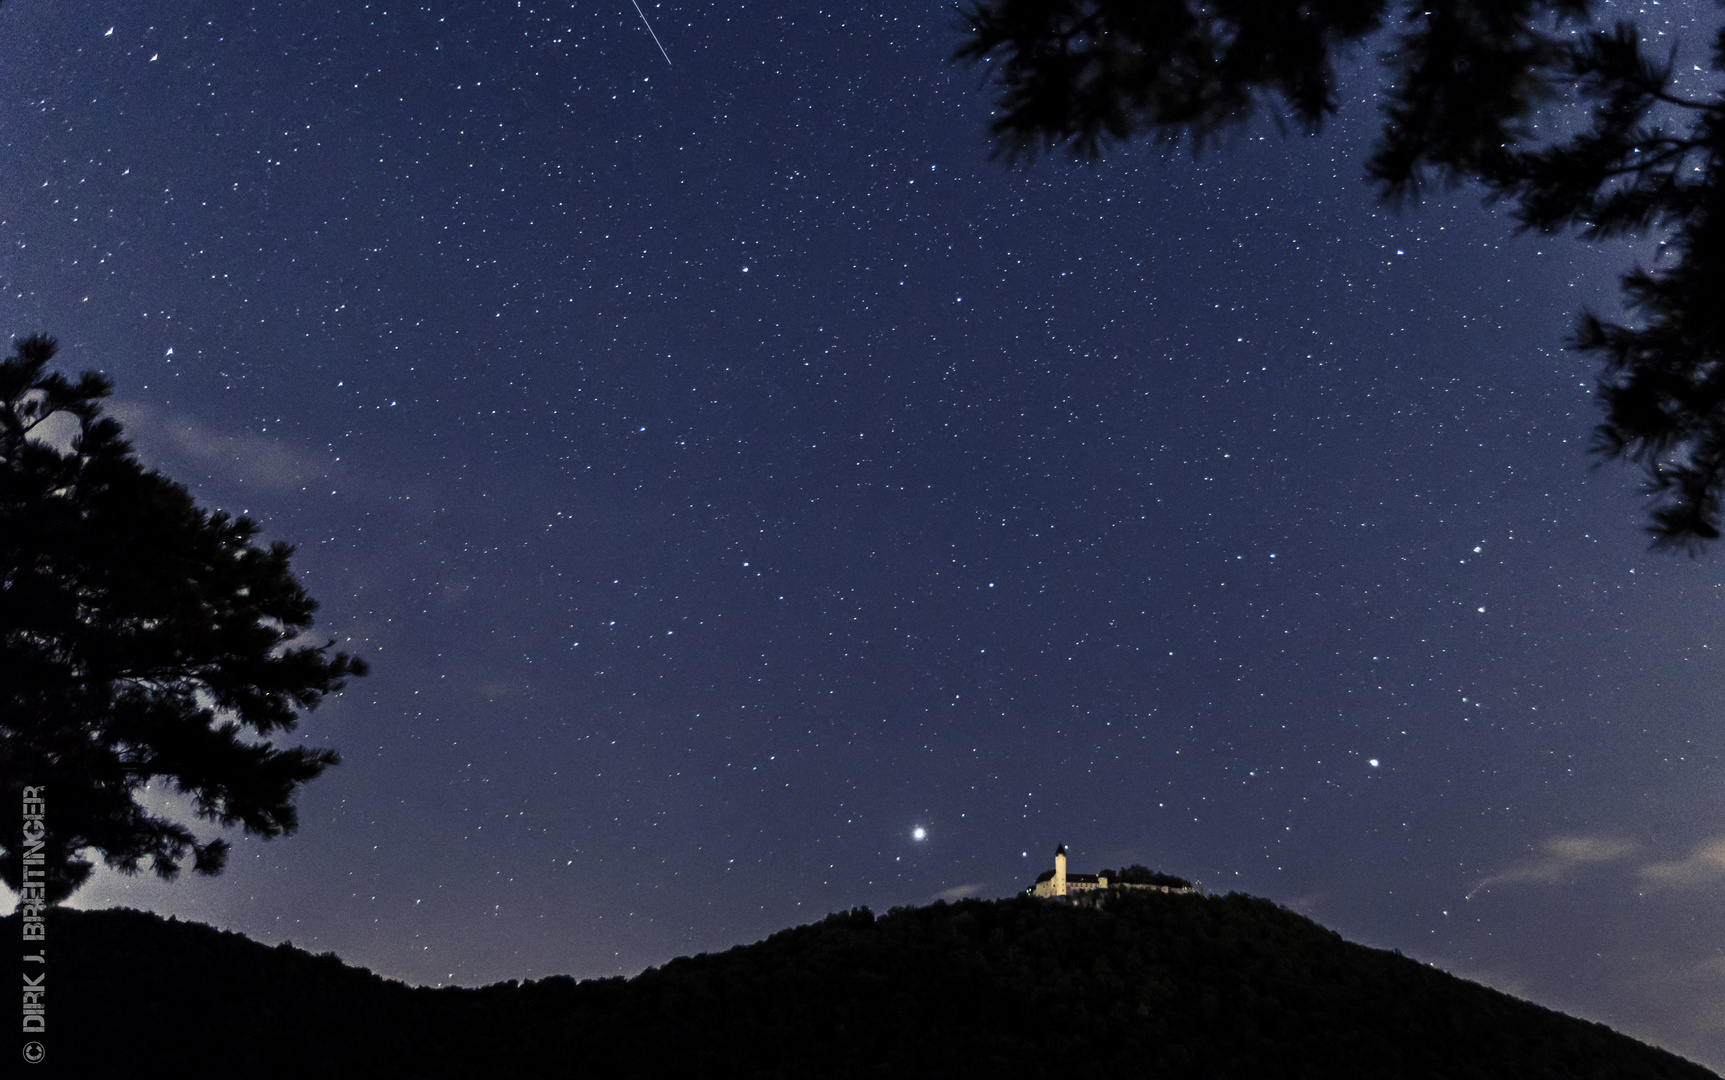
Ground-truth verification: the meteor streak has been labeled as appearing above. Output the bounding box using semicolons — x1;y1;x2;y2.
631;0;671;66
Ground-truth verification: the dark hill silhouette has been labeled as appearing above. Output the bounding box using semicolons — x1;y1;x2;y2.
4;891;1713;1079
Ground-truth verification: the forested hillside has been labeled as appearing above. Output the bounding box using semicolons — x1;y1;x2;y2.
6;891;1710;1079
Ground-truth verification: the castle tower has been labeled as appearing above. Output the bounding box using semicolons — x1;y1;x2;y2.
1053;843;1067;897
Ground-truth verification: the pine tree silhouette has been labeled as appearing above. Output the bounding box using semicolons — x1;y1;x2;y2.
0;335;367;902
957;0;1725;547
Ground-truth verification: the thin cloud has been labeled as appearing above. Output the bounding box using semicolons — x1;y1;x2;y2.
1466;835;1638;900
1641;838;1725;888
109;400;328;493
934;883;986;902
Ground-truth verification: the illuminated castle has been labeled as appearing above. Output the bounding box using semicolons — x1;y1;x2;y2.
1027;844;1195;902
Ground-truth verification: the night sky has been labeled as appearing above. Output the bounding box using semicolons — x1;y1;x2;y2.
8;0;1725;1069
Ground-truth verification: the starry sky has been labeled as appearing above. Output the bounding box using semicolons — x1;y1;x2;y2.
7;0;1725;1068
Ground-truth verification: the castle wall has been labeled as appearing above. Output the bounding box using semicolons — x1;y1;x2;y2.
1028;846;1196;900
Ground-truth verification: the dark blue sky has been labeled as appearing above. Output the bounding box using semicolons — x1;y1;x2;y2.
7;0;1725;1068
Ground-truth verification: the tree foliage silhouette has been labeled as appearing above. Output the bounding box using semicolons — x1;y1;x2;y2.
956;0;1725;548
26;896;1715;1078
0;336;367;903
